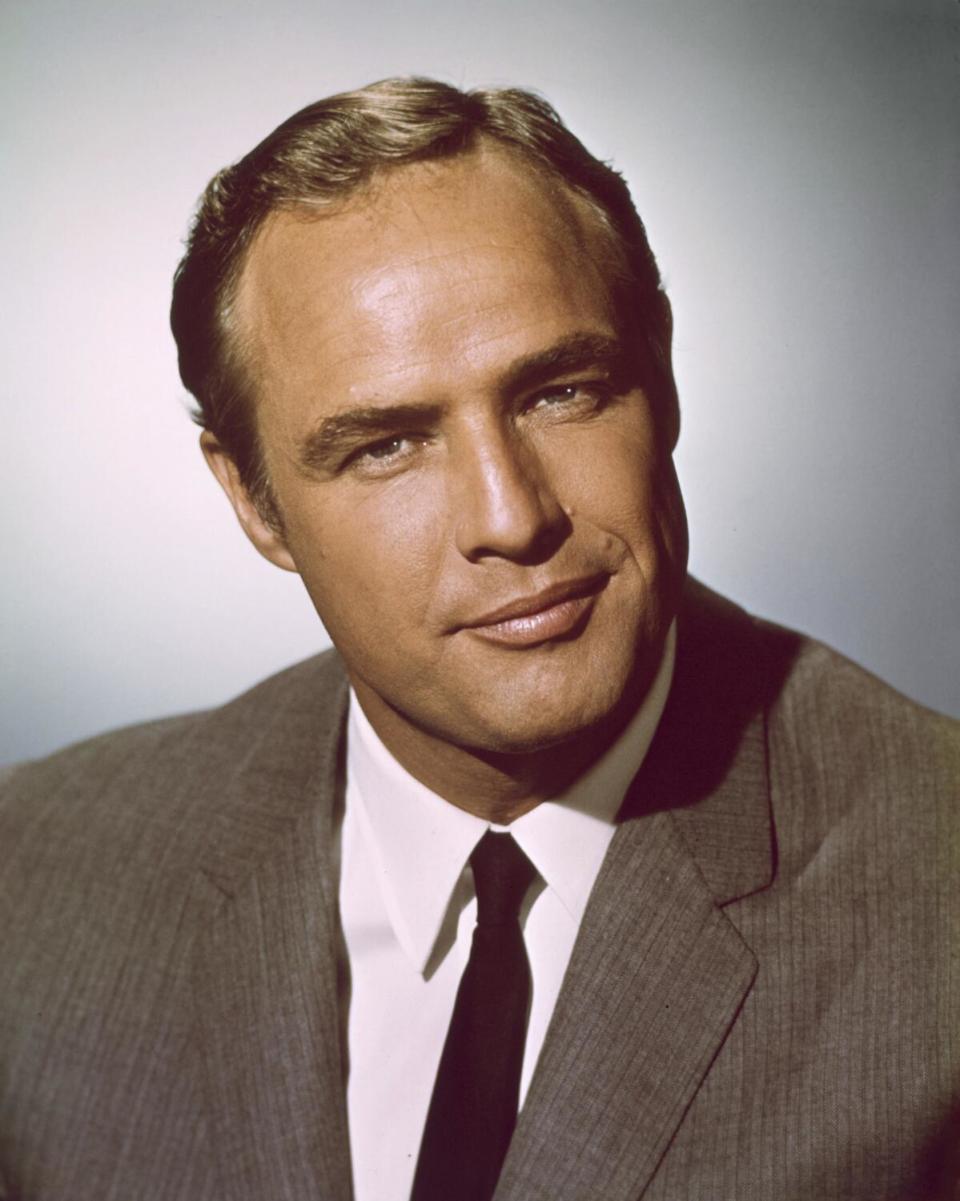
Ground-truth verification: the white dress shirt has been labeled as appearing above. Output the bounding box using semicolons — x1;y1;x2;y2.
339;623;676;1201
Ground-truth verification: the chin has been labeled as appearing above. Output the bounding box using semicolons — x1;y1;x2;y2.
455;672;631;758
465;612;668;755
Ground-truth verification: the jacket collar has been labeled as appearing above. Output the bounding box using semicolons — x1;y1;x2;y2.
623;578;784;906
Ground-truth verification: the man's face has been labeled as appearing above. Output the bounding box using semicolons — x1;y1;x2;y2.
226;146;687;766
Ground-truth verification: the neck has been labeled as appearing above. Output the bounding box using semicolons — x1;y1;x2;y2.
351;664;658;825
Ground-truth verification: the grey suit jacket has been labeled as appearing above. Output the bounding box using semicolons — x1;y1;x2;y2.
1;582;958;1200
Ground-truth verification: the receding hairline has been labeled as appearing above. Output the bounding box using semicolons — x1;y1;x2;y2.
222;138;634;424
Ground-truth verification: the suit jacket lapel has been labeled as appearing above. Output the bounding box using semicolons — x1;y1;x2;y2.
192;663;354;1201
497;812;758;1201
496;582;793;1201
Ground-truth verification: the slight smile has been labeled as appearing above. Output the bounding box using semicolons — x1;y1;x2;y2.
462;575;609;648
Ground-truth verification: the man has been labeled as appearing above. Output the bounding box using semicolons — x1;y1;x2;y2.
1;77;957;1201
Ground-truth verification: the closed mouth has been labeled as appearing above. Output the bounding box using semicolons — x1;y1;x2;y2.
461;574;608;647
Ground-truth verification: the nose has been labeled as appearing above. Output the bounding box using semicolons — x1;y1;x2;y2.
452;425;571;565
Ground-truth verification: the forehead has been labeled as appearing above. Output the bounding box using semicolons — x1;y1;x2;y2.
233;146;619;412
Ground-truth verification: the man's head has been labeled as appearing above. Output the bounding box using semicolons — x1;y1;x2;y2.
171;77;678;523
171;78;687;793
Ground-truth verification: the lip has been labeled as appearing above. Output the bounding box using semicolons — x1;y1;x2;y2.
461;575;608;648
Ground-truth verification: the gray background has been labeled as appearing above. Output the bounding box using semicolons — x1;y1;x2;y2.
2;0;957;765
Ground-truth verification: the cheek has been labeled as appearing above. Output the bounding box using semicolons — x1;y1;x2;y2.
558;431;686;606
553;425;663;535
280;477;450;631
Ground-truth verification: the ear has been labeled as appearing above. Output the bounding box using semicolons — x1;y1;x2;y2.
200;431;298;573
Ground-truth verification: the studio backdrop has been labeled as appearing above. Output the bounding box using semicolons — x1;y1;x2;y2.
2;0;957;764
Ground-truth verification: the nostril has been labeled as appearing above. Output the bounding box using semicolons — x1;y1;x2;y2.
458;499;573;567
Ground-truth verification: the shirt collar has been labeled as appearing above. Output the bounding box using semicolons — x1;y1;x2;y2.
347;621;676;974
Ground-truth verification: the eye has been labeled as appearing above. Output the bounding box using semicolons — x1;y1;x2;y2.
361;435;410;461
347;432;427;476
536;385;579;406
529;382;610;414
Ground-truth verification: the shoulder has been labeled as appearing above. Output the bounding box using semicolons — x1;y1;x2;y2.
753;611;960;798
3;647;346;783
683;575;958;775
728;596;960;914
676;578;959;852
0;648;348;895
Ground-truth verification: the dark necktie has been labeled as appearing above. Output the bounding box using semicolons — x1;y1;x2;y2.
411;830;537;1201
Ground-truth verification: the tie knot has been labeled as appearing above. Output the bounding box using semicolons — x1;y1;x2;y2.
470;831;536;927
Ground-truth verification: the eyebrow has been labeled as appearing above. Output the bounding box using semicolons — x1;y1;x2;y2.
498;332;631;397
298;402;444;472
296;331;631;472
